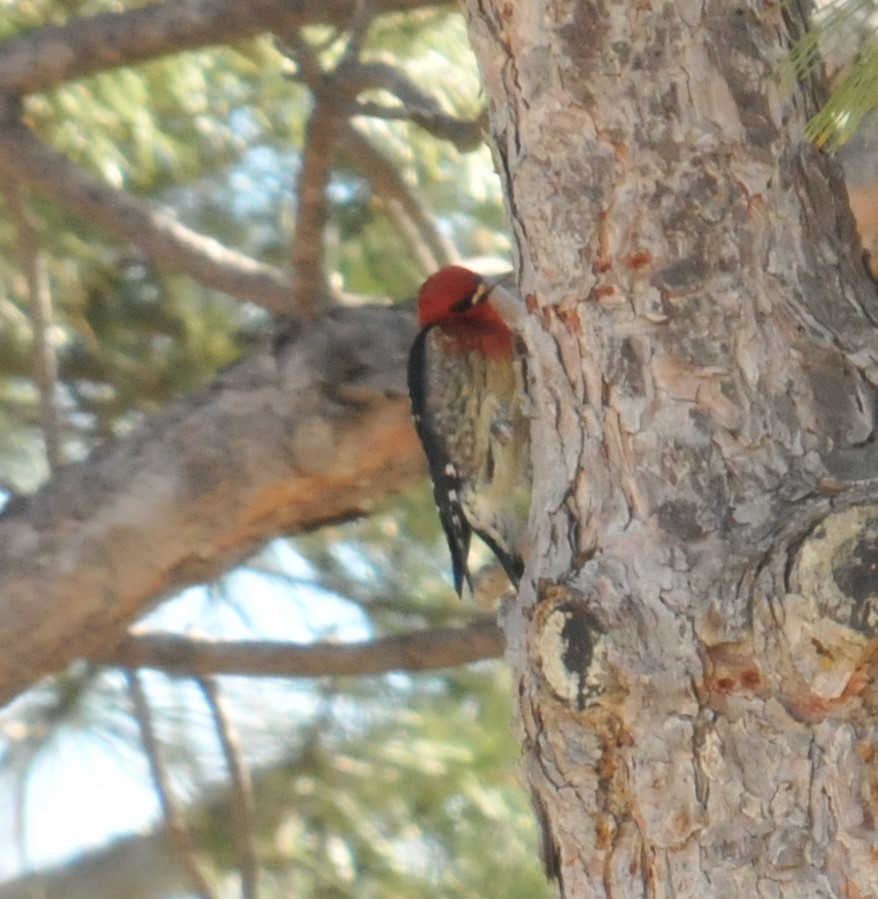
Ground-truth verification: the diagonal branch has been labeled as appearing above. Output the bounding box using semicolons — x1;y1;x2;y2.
335;60;485;151
340;123;457;271
351;100;485;151
0;119;294;313
100;620;505;678
0;304;423;709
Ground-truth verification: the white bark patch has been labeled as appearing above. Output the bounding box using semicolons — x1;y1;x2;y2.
792;505;878;636
534;590;608;711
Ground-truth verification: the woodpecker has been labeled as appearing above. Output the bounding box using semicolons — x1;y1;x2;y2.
408;265;531;597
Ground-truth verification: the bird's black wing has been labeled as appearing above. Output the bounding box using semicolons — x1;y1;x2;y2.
407;327;473;597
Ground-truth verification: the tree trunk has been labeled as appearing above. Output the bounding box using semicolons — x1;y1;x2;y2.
464;1;878;895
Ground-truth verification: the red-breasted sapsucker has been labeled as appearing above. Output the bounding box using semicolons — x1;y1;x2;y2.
407;265;531;597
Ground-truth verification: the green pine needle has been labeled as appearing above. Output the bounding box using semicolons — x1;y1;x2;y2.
784;0;878;151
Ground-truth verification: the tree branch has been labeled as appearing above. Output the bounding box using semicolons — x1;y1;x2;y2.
333;60;485;151
289;98;336;314
0;304;423;708
100;620;504;678
197;678;257;899
0;6;468;315
0;621;504;897
280;38;463;273
2;183;62;471
0;0;438;97
281;33;350;317
127;670;219;899
351;100;485;151
340;123;457;271
290;96;338;312
0;119;294;313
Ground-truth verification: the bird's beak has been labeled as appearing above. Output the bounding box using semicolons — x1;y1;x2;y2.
485;271;515;290
482;271;526;329
473;271;514;306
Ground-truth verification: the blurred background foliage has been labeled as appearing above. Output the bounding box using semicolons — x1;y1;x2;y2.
0;2;547;897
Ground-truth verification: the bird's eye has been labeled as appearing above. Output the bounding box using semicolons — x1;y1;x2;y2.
451;297;473;313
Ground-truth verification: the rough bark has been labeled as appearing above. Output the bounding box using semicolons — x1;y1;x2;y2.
464;0;878;895
0;305;422;708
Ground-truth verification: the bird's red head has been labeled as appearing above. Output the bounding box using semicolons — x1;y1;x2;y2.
417;265;513;358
